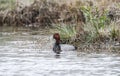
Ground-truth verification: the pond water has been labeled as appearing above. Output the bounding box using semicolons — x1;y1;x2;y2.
0;29;120;76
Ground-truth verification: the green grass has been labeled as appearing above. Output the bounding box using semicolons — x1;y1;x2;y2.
81;6;111;42
55;5;120;43
0;0;16;10
55;23;77;39
109;22;120;40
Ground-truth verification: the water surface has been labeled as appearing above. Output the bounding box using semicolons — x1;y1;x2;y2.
0;30;120;76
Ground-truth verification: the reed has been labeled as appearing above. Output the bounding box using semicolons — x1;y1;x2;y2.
55;23;77;39
81;6;111;43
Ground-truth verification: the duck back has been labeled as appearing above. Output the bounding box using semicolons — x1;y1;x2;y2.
60;44;76;51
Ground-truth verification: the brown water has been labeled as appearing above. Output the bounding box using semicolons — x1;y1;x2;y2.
0;30;120;76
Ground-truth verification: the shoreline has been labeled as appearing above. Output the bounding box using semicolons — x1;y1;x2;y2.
0;26;120;54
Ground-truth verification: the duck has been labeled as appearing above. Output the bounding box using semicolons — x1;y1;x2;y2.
53;33;76;54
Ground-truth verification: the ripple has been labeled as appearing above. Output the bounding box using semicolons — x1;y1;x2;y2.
0;32;120;76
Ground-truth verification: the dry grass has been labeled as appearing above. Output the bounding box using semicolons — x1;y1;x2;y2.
0;0;85;28
0;0;120;45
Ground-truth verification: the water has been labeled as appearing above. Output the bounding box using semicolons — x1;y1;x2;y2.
0;30;120;76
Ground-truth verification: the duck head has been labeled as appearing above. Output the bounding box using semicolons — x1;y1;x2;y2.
53;33;61;54
53;33;61;44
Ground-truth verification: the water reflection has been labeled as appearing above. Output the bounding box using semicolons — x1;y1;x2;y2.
0;31;120;76
55;54;61;58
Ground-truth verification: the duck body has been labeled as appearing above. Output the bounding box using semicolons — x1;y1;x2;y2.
60;44;76;51
53;43;62;54
53;33;76;54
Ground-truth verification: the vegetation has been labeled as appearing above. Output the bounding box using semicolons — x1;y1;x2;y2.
55;23;77;39
0;0;120;51
0;0;16;10
55;4;119;42
81;6;109;43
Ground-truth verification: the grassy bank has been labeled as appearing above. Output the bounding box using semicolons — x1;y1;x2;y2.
53;1;120;52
